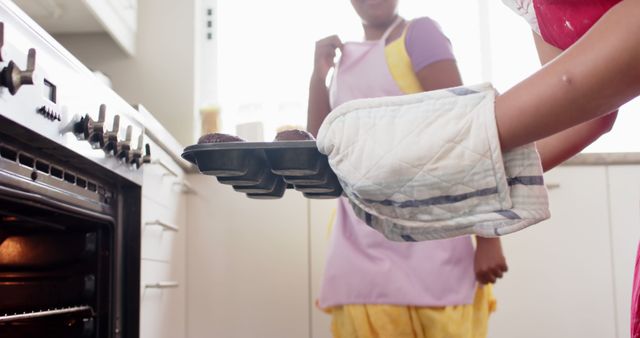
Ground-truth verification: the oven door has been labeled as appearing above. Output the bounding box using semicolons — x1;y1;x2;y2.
0;129;141;338
0;185;113;338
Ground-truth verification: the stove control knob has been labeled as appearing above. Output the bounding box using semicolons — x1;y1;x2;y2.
74;104;106;148
128;133;145;168
102;115;120;155
0;48;35;95
116;125;132;160
130;135;152;169
142;143;151;166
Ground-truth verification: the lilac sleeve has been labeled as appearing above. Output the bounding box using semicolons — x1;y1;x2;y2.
405;17;456;73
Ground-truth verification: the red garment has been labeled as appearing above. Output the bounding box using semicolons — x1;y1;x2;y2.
633;244;640;338
533;0;621;50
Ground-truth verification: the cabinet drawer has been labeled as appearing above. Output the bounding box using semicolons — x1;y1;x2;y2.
140;260;185;338
141;197;185;263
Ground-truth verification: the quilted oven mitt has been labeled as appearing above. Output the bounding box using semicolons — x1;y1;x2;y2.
316;83;550;241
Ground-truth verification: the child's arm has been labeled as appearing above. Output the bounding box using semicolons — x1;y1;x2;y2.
475;237;508;284
417;59;509;284
307;35;342;137
495;0;640;153
530;33;618;172
415;59;462;90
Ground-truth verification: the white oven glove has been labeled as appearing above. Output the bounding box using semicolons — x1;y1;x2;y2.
316;83;550;241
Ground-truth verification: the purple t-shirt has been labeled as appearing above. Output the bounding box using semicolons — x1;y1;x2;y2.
404;17;456;73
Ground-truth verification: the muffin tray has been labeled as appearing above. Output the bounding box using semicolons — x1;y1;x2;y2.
182;141;343;199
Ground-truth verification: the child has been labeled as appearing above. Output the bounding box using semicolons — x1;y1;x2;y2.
307;1;507;337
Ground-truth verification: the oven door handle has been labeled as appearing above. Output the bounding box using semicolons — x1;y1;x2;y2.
151;159;196;195
144;219;179;232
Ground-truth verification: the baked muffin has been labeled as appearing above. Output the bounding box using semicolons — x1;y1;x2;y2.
274;129;314;141
198;133;245;144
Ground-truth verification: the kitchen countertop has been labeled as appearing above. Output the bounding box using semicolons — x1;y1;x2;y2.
563;152;640;166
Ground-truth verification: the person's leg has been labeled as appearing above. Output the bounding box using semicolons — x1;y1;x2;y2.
330;304;422;338
469;285;497;338
330;287;495;338
414;285;495;338
415;304;470;338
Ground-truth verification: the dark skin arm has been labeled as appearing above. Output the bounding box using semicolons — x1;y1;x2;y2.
307;35;342;137
416;60;508;284
531;33;618;172
416;61;509;285
495;0;640;153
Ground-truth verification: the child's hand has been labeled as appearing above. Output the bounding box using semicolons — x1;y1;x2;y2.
474;237;508;284
313;35;343;80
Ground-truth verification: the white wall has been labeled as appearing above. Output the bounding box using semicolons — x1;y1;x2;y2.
54;0;199;146
186;175;311;338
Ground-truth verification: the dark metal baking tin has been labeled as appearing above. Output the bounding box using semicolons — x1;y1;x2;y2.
182;141;343;199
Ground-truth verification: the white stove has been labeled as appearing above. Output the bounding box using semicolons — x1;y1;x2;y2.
0;0;151;185
0;2;151;337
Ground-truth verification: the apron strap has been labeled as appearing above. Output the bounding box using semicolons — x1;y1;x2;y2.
380;16;404;41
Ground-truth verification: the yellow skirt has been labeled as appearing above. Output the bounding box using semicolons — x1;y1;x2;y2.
328;285;496;338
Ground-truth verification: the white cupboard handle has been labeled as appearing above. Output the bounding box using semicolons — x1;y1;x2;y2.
144;281;179;289
174;180;196;194
144;219;179;232
546;183;560;190
152;159;178;177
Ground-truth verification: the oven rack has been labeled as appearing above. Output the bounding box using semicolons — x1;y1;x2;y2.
0;305;94;322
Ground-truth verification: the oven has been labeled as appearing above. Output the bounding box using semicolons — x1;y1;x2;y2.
0;2;149;337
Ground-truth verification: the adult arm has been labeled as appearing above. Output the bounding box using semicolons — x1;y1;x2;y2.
496;0;640;152
530;33;618;171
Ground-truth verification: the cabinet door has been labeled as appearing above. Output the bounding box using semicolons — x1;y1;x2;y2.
141;196;185;263
490;166;617;338
309;199;337;338
608;165;640;337
186;175;310;338
140;144;187;338
140;259;186;338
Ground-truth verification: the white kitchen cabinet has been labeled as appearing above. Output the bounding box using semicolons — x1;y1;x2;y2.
13;0;137;55
309;199;336;338
607;165;640;337
140;260;186;338
186;175;310;338
140;138;188;338
490;166;617;338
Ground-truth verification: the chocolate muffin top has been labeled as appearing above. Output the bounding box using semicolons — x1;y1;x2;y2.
274;129;314;141
197;133;245;144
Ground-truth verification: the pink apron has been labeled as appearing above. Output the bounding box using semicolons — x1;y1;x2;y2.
318;18;476;308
